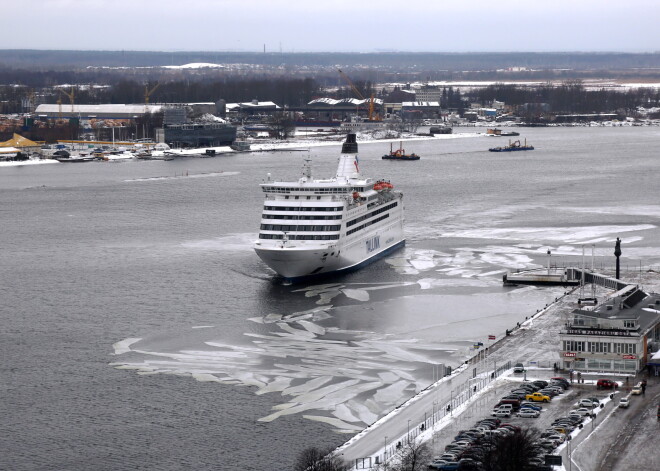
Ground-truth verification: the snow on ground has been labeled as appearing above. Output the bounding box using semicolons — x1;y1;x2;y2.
0;158;59;167
336;270;660;468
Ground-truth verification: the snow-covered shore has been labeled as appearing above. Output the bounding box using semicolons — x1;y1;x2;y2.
0;158;59;168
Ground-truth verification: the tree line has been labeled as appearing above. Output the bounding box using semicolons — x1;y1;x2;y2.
467;80;660;115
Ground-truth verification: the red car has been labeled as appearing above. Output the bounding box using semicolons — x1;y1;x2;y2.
596;379;618;389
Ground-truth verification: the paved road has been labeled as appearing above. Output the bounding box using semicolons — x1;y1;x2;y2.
569;377;660;471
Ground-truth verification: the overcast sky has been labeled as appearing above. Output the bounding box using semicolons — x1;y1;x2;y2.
6;0;660;53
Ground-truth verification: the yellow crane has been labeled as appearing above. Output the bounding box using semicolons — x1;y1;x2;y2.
337;69;380;121
144;82;160;106
58;87;75;113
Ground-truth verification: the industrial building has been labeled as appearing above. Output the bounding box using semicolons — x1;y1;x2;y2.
559;285;660;374
225;100;280;118
414;85;442;102
163;122;236;147
302;97;383;121
35;104;163;120
401;101;442;119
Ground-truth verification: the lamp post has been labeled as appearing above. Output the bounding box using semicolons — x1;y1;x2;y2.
384;436;388;461
407;419;411;443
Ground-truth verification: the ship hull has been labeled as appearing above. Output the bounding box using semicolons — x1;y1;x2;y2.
255;221;405;281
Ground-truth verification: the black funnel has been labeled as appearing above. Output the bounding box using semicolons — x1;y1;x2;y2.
341;133;358;154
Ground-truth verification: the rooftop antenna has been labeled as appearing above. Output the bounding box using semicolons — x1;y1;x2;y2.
547;249;551;276
302;156;312;181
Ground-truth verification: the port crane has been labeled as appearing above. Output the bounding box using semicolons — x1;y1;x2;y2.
144;82;160;106
337;69;380;121
58;87;76;117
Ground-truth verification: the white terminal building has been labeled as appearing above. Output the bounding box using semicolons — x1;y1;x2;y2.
560;285;660;374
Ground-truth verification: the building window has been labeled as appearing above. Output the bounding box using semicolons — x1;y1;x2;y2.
587;358;612;370
587;341;610;353
623;320;636;329
613;343;636;354
562;340;585;352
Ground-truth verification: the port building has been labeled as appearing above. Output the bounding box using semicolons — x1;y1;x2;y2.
559;285;660;374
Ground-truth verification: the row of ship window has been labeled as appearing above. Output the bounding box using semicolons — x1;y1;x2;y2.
262;214;343;220
260;224;341;232
258;234;340;240
346;202;398;227
263;187;366;194
347;214;389;236
264;206;343;212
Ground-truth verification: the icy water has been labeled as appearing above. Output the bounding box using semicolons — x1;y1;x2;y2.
2;127;660;470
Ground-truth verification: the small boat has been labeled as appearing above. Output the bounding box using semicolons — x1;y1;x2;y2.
489;139;534;152
52;150;95;162
487;128;520;137
382;142;420;160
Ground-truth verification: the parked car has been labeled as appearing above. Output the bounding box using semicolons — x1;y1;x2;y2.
533;380;549;388
551;377;570;387
619;397;630;408
492;409;512;418
517;409;540;418
435;462;460;470
577;399;597;408
526;392;551;402
572;407;594;416
552;422;576;432
429;460;452;470
520;403;543;411
496;399;522;410
553;416;580;425
539;388;559;397
514;363;525;373
546;434;566;445
596;379;618;389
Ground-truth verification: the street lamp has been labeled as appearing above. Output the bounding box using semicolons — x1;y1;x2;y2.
384;436;388;460
407;419;411;443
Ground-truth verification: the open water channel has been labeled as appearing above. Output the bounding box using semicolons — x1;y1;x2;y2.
1;126;659;470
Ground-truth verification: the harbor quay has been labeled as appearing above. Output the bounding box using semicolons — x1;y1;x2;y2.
335;268;660;470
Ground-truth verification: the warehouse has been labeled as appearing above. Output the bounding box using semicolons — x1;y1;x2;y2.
35;104;163;120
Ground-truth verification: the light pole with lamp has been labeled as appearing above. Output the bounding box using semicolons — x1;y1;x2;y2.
384;436;388;461
407;419;411;444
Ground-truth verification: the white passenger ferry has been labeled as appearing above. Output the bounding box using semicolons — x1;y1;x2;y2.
254;133;405;281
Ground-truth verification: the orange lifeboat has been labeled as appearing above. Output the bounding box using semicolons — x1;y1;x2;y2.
373;183;383;191
352;191;360;200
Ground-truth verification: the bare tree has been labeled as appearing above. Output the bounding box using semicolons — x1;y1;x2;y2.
294;446;349;471
268;111;296;140
388;439;432;471
483;428;542;471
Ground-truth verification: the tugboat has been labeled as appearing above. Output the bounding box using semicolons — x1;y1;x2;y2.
382;142;420;160
489;139;534;152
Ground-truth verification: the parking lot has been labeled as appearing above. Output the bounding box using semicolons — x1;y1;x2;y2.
427;369;621;468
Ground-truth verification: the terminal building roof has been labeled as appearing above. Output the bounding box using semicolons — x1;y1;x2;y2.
35;104;162;117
